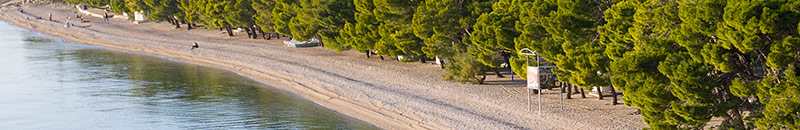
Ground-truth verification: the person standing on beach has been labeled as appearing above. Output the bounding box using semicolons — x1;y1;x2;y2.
191;42;199;49
104;12;109;21
49;13;52;21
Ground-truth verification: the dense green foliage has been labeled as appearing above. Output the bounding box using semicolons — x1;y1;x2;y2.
60;0;800;129
177;0;204;29
251;0;275;33
444;50;491;84
471;0;522;68
142;0;179;22
599;0;800;129
64;0;108;7
411;0;491;59
291;0;355;51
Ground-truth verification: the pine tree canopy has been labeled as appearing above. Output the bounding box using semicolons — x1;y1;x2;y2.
59;0;800;128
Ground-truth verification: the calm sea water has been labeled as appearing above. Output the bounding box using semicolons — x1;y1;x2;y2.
0;22;377;129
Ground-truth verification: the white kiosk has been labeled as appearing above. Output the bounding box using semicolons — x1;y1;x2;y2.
518;48;562;114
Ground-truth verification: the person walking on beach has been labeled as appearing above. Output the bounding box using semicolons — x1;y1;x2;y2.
49;13;52;21
104;12;109;21
65;17;72;28
191;42;199;49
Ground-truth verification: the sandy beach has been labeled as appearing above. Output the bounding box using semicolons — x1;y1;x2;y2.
0;1;646;129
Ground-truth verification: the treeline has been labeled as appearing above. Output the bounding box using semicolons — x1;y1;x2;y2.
61;0;799;129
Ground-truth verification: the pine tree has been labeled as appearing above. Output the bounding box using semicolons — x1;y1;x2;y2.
513;0;616;102
178;0;202;29
287;0;319;41
346;0;379;53
711;0;800;129
411;0;467;59
125;0;148;14
143;0;181;26
271;0;298;36
410;0;493;62
373;0;424;61
601;0;800;129
512;0;558;79
338;0;382;57
224;0;256;37
109;0;128;13
471;0;522;69
313;0;355;51
252;0;275;38
287;0;355;50
197;0;235;36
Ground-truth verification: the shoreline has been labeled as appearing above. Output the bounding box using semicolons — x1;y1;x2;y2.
0;4;425;129
1;2;647;129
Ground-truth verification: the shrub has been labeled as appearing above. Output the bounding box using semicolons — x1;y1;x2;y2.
444;53;490;84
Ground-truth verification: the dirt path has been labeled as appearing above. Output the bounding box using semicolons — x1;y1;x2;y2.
1;3;646;130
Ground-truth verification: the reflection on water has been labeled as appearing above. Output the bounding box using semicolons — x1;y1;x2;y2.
0;22;376;129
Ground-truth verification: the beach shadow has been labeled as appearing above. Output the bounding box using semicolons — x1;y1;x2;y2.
73;24;91;28
482;68;528;86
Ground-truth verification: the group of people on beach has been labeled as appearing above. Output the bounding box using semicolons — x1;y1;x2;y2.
24;9;202;50
44;12;73;28
38;10;110;28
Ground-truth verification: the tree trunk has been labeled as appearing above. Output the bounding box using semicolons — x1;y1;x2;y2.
730;108;747;129
494;68;504;78
566;83;573;99
439;58;446;69
225;26;233;36
580;87;586;98
380;55;384;60
174;18;180;28
267;33;272;40
167;17;174;24
244;27;253;38
251;27;258;39
186;21;192;30
258;27;267;39
419;55;426;63
598;86;604;100
610;85;619;105
319;36;324;47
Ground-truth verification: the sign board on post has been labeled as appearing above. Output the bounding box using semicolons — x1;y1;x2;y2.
527;66;539;89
